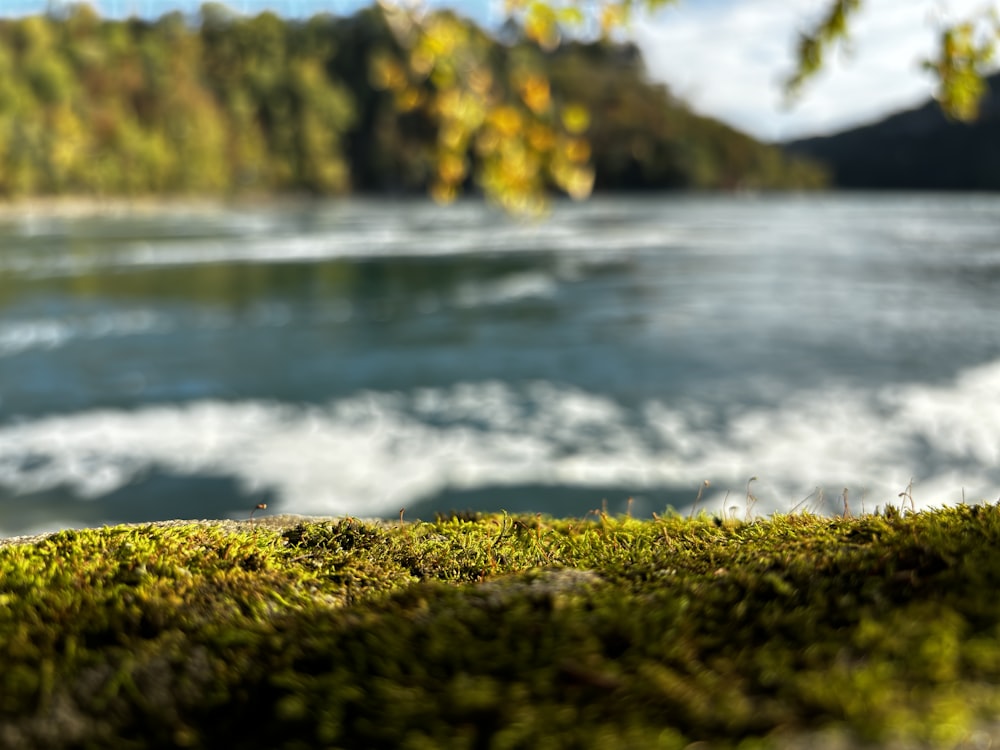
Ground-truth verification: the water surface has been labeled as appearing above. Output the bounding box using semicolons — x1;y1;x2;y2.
1;194;999;534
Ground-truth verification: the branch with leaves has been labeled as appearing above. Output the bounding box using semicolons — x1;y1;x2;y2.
371;3;595;214
925;9;1000;121
785;0;999;122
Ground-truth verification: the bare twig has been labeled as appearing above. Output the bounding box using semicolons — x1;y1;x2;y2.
249;503;267;529
745;477;758;522
691;479;710;518
791;486;820;514
898;478;915;513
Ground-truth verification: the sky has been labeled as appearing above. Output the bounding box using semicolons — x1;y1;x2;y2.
1;0;996;141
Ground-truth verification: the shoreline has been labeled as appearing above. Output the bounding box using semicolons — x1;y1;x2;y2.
0;193;343;220
0;196;231;219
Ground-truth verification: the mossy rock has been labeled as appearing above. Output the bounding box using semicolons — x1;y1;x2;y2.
2;507;1000;748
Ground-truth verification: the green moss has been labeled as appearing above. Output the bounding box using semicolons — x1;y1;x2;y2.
2;507;1000;748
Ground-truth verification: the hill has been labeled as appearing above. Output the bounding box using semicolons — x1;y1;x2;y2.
784;73;1000;189
0;5;827;200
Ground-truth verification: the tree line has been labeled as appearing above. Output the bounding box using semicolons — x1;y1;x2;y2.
0;3;828;202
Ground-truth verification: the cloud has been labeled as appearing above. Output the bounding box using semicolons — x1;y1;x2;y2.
633;0;996;141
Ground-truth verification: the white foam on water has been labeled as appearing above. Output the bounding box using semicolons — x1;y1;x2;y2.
452;272;558;308
112;224;671;270
5;196;1000;285
0;310;169;357
2;359;1000;528
0;201;685;278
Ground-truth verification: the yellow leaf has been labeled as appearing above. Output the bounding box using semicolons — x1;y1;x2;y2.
527;123;556;152
489;105;523;137
562;136;591;163
395;87;424;112
566;173;595;201
439;122;468;151
369;52;406;91
600;3;627;34
437;152;467;184
557;7;585;26
468;66;493;96
524;2;561;50
431;181;458;204
409;47;435;77
518;74;551;114
560;104;590;134
476;128;501;154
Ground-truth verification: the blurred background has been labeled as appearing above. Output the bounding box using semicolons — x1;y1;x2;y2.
1;1;999;534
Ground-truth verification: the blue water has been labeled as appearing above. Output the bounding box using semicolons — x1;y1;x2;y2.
1;194;999;534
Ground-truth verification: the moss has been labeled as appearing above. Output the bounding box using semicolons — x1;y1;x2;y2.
2;507;1000;748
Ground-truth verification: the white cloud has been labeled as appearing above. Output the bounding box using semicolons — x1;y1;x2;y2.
633;0;998;141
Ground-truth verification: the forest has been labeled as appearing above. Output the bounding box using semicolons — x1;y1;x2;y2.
0;3;829;200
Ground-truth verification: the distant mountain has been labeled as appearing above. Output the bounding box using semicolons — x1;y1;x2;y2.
783;73;1000;189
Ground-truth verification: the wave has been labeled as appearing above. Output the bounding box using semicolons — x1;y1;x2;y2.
7;196;998;287
0;310;169;357
7;195;1000;277
2;361;999;532
452;272;557;308
0;200;676;278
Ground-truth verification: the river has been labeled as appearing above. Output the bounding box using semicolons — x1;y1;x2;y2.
1;193;998;535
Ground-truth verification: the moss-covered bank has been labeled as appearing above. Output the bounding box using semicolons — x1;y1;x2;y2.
2;506;1000;748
